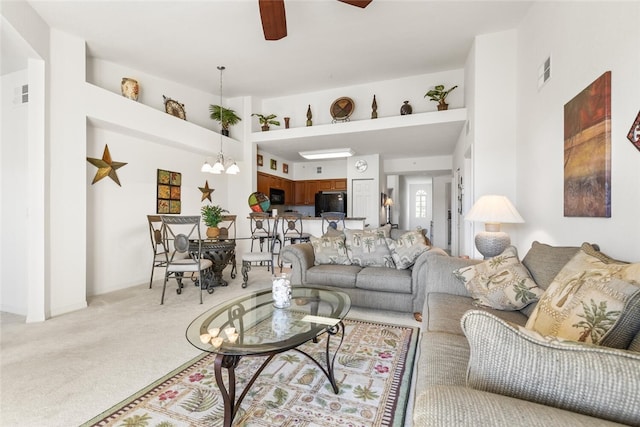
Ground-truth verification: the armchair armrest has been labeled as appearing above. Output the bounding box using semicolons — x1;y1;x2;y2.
411;251;480;312
462;310;640;426
281;243;314;285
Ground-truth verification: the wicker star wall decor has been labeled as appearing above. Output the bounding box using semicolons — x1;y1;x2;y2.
199;180;214;202
86;144;127;186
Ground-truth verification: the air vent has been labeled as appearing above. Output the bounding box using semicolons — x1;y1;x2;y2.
537;56;551;90
22;84;28;103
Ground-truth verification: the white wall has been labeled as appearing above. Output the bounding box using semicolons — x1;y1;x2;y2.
47;30;88;316
467;29;519;258
86;125;232;295
1;70;28;315
258;70;464;131
515;2;640;261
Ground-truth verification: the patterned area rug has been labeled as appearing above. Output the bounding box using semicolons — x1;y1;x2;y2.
84;318;418;427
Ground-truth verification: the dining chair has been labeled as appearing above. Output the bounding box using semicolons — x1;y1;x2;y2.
279;212;311;271
217;214;237;279
146;215;168;289
160;215;213;304
320;212;346;235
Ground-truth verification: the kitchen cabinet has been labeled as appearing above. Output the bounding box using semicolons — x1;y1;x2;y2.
260;174;347;206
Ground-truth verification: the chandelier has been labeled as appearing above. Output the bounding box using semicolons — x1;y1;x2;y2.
202;66;239;175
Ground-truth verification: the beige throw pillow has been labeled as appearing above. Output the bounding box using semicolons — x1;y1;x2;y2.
453;246;544;311
385;230;430;269
343;227;394;268
526;244;640;348
310;235;351;265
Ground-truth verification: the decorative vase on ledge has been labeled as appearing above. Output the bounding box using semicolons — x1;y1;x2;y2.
400;100;412;115
121;78;139;101
438;102;449;111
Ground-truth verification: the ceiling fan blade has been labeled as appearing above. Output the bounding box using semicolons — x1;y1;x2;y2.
338;0;372;8
259;0;287;40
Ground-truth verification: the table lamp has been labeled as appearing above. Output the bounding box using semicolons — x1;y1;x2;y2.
465;195;524;259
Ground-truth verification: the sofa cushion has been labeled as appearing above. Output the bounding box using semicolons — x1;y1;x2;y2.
630;331;640;352
416;332;470;388
453;247;544;311
355;267;412;293
425;293;528;336
520;241;594;317
463;310;640;426
305;264;361;288
344;227;394;268
385;229;430;269
521;241;583;290
414;386;627;427
526;244;640;348
309;235;351;265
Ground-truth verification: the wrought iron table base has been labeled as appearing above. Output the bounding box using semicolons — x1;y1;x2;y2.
213;321;345;427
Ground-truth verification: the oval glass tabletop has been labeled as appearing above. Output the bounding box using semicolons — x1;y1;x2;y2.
185;286;351;356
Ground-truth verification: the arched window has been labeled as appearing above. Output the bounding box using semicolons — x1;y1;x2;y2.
416;190;427;218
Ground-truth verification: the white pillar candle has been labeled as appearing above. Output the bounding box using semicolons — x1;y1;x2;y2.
224;327;236;337
199;333;211;344
207;327;220;338
227;332;239;343
211;337;224;348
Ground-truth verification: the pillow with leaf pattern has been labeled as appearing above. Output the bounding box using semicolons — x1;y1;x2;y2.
525;244;640;348
454;246;544;311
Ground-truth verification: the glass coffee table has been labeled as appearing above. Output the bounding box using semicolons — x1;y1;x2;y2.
185;286;351;427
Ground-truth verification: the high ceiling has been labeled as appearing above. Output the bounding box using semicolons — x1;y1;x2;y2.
20;0;532;162
26;0;532;98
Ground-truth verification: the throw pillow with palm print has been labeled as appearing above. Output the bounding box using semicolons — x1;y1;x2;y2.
526;244;640;348
453;246;544;310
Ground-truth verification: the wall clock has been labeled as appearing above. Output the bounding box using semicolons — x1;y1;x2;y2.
163;95;186;120
330;97;354;122
355;159;368;172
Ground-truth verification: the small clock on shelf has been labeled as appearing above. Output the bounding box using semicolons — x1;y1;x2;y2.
163;95;186;120
355;159;368;172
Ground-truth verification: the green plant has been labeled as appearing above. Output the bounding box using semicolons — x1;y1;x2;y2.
252;113;280;128
201;205;228;228
424;84;458;106
209;105;242;131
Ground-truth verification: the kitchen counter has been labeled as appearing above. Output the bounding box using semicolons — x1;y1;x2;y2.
247;216;366;238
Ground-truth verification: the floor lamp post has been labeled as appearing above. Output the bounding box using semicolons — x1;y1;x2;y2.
384;197;393;224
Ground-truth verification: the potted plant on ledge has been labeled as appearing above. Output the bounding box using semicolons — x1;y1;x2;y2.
424;84;458;111
201;204;228;238
252;113;280;131
209;105;242;137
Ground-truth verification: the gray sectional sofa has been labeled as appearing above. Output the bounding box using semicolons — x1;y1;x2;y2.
413;242;640;426
280;228;446;314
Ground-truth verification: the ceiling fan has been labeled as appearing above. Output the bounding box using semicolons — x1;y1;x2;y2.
259;0;372;41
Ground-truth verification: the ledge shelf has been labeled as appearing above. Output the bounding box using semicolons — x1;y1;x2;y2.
84;83;242;158
251;108;467;143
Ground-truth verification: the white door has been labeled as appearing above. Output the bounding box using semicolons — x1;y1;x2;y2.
352;179;377;227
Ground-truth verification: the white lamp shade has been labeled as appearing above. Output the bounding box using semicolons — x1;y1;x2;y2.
201;162;213;173
226;162;240;174
211;161;224;174
465;195;524;225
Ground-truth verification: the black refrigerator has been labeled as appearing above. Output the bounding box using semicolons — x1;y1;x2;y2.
315;192;347;216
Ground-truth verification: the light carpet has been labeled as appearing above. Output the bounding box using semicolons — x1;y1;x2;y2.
83;318;418;427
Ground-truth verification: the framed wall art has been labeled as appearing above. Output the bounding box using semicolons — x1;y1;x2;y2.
257;154;264;166
563;71;611;218
270;159;277;170
283;163;289;174
627;110;640;152
157;169;181;214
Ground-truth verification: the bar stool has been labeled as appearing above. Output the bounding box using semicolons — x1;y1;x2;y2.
321;212;346;235
279;213;311;271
